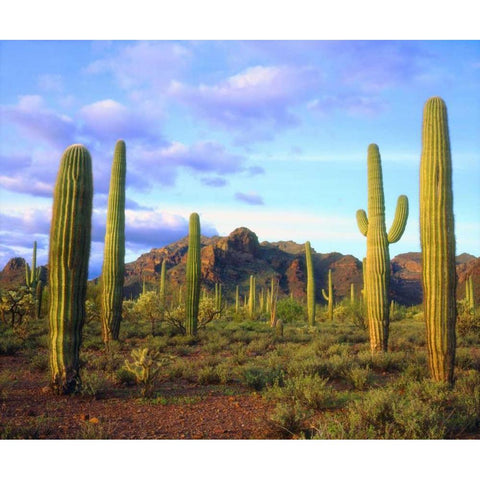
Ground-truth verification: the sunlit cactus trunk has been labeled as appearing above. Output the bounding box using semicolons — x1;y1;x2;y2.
101;140;126;343
185;213;201;335
356;144;408;352
235;285;239;313
48;144;93;394
305;241;316;326
420;96;456;384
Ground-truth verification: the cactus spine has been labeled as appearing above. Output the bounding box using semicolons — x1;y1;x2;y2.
101;140;126;343
356;144;409;352
322;269;334;322
305;241;316;326
185;213;201;336
48;144;93;394
420;96;456;383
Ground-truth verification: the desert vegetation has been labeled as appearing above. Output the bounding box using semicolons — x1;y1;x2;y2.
0;96;479;439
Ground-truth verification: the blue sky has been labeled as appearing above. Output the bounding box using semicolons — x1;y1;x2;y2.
1;40;479;278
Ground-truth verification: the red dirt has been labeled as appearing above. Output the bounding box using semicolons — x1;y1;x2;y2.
0;355;276;439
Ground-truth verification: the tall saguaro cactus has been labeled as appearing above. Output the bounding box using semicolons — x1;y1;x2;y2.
248;275;256;319
356;144;409;352
159;259;166;321
420;96;456;384
185;213;201;336
101;140;126;343
49;144;93;394
305;241;316;326
322;269;334;322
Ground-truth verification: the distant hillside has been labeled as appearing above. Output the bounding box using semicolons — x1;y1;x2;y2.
1;227;478;307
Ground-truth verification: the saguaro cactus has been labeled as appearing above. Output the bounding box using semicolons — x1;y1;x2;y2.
322;269;334;322
305;241;316;326
248;275;256;319
235;285;239;313
101;140;126;343
420;96;456;384
185;213;201;335
465;276;475;311
356;144;409;352
159;259;166;321
49;144;93;394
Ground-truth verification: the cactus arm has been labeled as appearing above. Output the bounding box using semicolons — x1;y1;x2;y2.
387;195;409;244
321;289;329;301
356;209;369;237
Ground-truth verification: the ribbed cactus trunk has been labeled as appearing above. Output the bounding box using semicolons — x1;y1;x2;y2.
185;213;201;336
48;144;93;394
420;96;456;384
350;283;355;305
101;140;126;343
322;269;334;322
356;144;409;352
305;241;316;326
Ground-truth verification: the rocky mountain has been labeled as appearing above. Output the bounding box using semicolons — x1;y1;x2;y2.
1;227;478;307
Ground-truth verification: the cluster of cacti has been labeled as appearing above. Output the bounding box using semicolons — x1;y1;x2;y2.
465;276;475;311
305;241;316;326
420;96;456;384
185;213;201;335
48;144;93;394
124;347;164;398
356;144;409;353
248;275;256;319
101;140;126;344
322;269;334;322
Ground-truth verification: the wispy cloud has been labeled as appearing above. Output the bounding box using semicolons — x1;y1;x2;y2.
169;65;322;141
79;99;162;144
85;41;190;91
1;95;76;148
235;192;264;205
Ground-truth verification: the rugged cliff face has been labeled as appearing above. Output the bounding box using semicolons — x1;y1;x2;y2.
1;227;477;306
